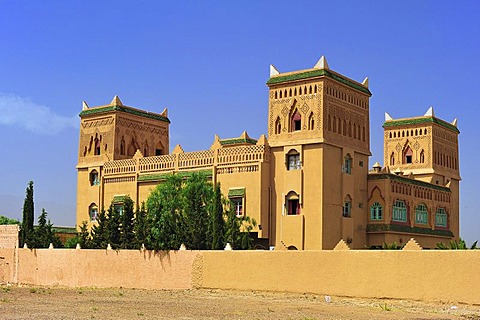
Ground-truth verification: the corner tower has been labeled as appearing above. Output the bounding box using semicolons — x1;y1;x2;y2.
266;56;372;249
76;96;170;228
382;107;460;238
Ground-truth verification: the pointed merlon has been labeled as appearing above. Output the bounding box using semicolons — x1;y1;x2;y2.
361;77;369;88
424;106;434;117
173;144;185;154
314;56;329;70
402;238;423;250
451;118;458;127
110;95;123;106
240;131;250;140
82;101;89;110
333;239;350;251
385;112;393;121
270;65;280;77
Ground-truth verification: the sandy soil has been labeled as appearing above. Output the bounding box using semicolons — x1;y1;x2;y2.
1;285;479;320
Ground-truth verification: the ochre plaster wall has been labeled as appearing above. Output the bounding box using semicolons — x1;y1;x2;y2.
196;250;480;305
0;248;16;284
2;248;480;305
16;249;197;290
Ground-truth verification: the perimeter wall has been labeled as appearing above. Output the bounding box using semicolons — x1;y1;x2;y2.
0;248;479;305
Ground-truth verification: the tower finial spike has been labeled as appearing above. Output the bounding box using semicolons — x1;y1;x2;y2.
424;106;434;117
110;95;123;106
361;77;369;88
314;56;329;69
270;65;280;77
82;101;89;110
385;112;393;121
451;118;458;127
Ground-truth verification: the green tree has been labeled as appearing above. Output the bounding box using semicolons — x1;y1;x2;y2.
0;215;19;225
119;196;135;249
436;238;478;250
134;202;149;249
382;242;403;250
20;181;34;247
65;221;93;249
31;209;61;248
224;202;257;250
91;209;108;248
182;172;212;250
146;174;184;250
105;204;121;249
209;183;225;250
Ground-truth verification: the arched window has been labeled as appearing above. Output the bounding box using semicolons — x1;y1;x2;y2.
286;191;300;215
290;108;301;132
94;135;101;155
343;119;347;135
286;149;301;170
415;203;428;224
328;114;331;131
343;195;352;217
89;170;100;186
127;138;136;156
308;112;314;130
435;208;448;227
370;202;383;220
392;199;407;222
89;203;98;222
390;152;395;166
362;126;366;142
343;154;352;174
403;146;413;164
420;150;425;163
275;117;282;134
143;141;149;157
333;116;336;132
120;136;125;155
348;121;352;137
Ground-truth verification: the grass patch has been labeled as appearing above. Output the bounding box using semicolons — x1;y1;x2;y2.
379;303;392;311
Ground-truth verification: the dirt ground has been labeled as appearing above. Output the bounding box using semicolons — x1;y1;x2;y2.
0;285;479;320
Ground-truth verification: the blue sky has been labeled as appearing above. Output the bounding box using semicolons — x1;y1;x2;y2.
0;1;478;244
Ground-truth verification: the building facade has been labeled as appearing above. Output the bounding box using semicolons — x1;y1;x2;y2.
76;57;460;249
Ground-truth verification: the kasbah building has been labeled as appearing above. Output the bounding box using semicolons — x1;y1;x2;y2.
76;56;460;250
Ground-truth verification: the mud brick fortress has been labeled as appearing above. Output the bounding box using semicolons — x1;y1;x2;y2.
76;56;460;250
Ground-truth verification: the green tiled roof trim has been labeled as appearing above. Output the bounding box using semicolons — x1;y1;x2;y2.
52;227;78;234
79;105;170;123
383;117;459;133
228;188;245;197
266;69;371;95
368;173;451;192
367;223;454;237
112;195;127;203
220;138;257;146
138;170;213;182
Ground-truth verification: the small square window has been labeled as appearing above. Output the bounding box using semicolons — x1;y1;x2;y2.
287;154;301;170
359;161;364;167
230;197;243;217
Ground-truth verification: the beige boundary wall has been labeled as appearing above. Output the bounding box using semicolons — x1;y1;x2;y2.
0;248;479;305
